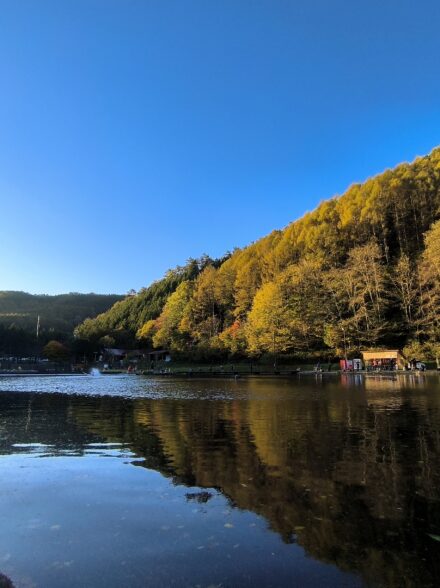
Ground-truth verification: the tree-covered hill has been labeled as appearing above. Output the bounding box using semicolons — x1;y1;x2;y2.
76;148;440;360
74;256;227;348
0;291;123;355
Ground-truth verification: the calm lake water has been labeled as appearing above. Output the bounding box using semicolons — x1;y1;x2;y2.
0;373;440;587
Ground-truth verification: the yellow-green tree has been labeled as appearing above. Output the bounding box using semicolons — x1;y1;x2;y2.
184;266;221;344
246;281;291;355
392;254;419;334
419;220;440;341
136;320;157;346
218;320;247;354
279;260;329;351
153;281;192;351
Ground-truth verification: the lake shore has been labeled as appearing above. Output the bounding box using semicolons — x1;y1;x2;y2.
1;369;438;378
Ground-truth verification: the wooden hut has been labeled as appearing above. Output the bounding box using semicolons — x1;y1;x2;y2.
361;350;405;370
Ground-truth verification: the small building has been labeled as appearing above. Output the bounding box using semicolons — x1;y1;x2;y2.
340;358;363;371
102;347;127;367
125;349;146;363
103;348;126;360
361;350;405;371
146;349;171;363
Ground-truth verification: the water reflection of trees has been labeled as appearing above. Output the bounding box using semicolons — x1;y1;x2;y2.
2;377;440;587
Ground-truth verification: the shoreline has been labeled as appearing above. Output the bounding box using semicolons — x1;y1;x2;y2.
140;369;439;378
2;370;438;379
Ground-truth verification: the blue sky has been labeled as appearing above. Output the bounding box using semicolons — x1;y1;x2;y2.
1;0;440;295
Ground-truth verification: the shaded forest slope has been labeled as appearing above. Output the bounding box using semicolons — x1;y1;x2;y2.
0;291;123;354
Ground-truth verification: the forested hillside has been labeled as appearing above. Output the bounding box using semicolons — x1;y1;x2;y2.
0;292;123;355
76;148;440;360
74;256;228;348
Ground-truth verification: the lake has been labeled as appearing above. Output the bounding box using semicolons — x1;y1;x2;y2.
0;373;440;587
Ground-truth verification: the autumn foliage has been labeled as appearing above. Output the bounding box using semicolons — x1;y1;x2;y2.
75;148;440;359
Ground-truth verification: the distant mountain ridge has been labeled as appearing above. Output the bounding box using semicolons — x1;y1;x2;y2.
0;291;123;354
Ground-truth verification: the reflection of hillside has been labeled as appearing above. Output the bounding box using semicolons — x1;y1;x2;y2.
0;392;100;452
68;380;440;588
4;378;440;587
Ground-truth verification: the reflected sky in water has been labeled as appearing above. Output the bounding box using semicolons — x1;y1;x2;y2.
0;374;440;587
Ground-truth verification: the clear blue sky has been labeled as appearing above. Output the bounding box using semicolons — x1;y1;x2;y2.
1;0;440;295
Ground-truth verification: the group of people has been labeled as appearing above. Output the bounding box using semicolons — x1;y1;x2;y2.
406;359;426;371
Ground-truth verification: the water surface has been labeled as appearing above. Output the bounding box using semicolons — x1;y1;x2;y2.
0;373;440;587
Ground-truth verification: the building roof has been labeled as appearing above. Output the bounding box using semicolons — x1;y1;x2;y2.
361;350;403;360
103;348;126;356
147;349;169;356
